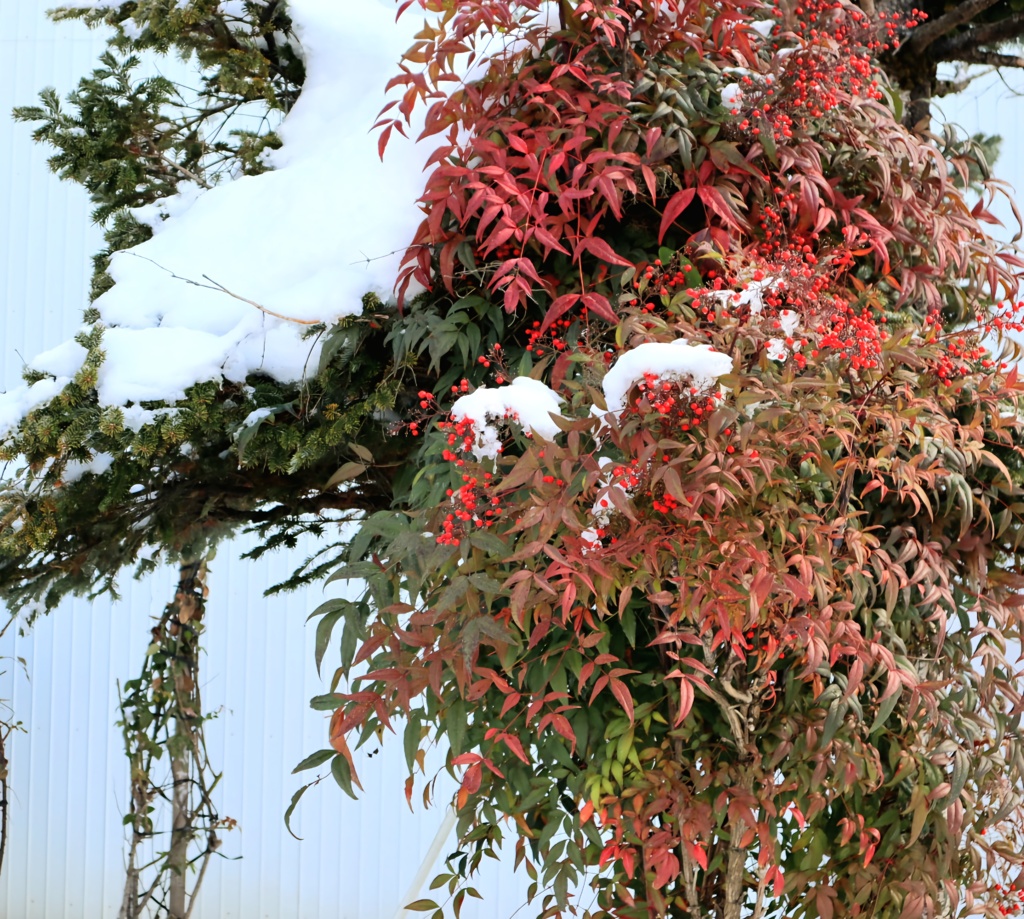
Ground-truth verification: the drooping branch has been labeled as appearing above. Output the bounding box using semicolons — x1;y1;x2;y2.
934;10;1024;60
898;0;1003;56
948;48;1024;69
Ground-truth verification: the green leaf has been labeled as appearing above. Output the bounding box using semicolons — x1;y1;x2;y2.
405;710;423;772
869;689;901;736
309;693;341;711
291;748;334;773
315;606;346;676
284;783;311;840
331;754;359;800
403;900;439;912
446;697;467;756
820;699;845;749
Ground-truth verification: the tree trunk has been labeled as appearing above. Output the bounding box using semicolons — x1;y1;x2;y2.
167;558;206;919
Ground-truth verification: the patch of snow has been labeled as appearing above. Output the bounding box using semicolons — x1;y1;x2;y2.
131;181;206;231
766;339;788;362
28;337;88;379
54;0;125;8
721;83;744;110
602;341;733;414
778;309;800;336
450;377;564;461
98;327;227;404
238;406;275;430
4;0;444;428
62;452;115;484
0;379;69;439
120;404;179;433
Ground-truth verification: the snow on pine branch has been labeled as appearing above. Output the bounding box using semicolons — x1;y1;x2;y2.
0;0;439;435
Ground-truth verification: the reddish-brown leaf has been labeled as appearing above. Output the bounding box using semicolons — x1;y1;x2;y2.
658;188;696;244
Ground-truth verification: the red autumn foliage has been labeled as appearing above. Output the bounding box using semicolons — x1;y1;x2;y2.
301;2;1024;917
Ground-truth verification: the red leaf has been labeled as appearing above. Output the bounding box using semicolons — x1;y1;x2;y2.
576;236;633;267
581;292;619;324
328;715;363;790
698;185;743;230
609;678;634;725
549;714;577;753
377;124;393;161
815;888;834;919
686;842;708;872
503;283;522;313
539;293;580;334
641;164;658;204
621;847;636;878
658;188;696;244
439;239;460;293
461;762;482;794
531;225;570;256
500;732;531;764
674;677;694;727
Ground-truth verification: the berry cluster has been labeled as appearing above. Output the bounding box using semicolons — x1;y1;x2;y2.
476;342;507;381
990;882;1024;916
627;373;725;435
625;256;700;316
524;304;590;357
725;1;926;151
437;471;504;547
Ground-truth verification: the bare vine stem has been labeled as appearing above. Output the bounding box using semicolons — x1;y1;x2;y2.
117;558;233;919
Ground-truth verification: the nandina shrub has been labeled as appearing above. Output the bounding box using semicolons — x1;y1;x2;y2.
301;2;1024;917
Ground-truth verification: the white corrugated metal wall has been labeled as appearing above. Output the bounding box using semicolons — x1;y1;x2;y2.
1;4;1022;918
0;4;530;917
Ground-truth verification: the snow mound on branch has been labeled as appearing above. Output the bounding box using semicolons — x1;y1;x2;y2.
93;0;435;387
602;341;733;413
451;378;565;461
0;380;69;439
1;0;437;428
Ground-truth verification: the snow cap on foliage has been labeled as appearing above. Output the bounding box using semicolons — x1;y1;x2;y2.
602;341;733;413
451;377;564;461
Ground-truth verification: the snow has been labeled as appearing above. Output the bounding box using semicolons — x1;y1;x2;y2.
97;327;227;404
89;0;437;393
450;377;564;461
767;310;801;361
0;379;68;439
721;83;744;110
27;338;87;379
602;341;733;414
1;0;443;433
61;453;115;484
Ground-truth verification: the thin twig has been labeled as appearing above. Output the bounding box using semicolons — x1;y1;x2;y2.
199;275;322;325
153;150;212;190
123;252;322;326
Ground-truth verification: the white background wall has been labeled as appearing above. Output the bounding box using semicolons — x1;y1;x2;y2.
0;3;1022;918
